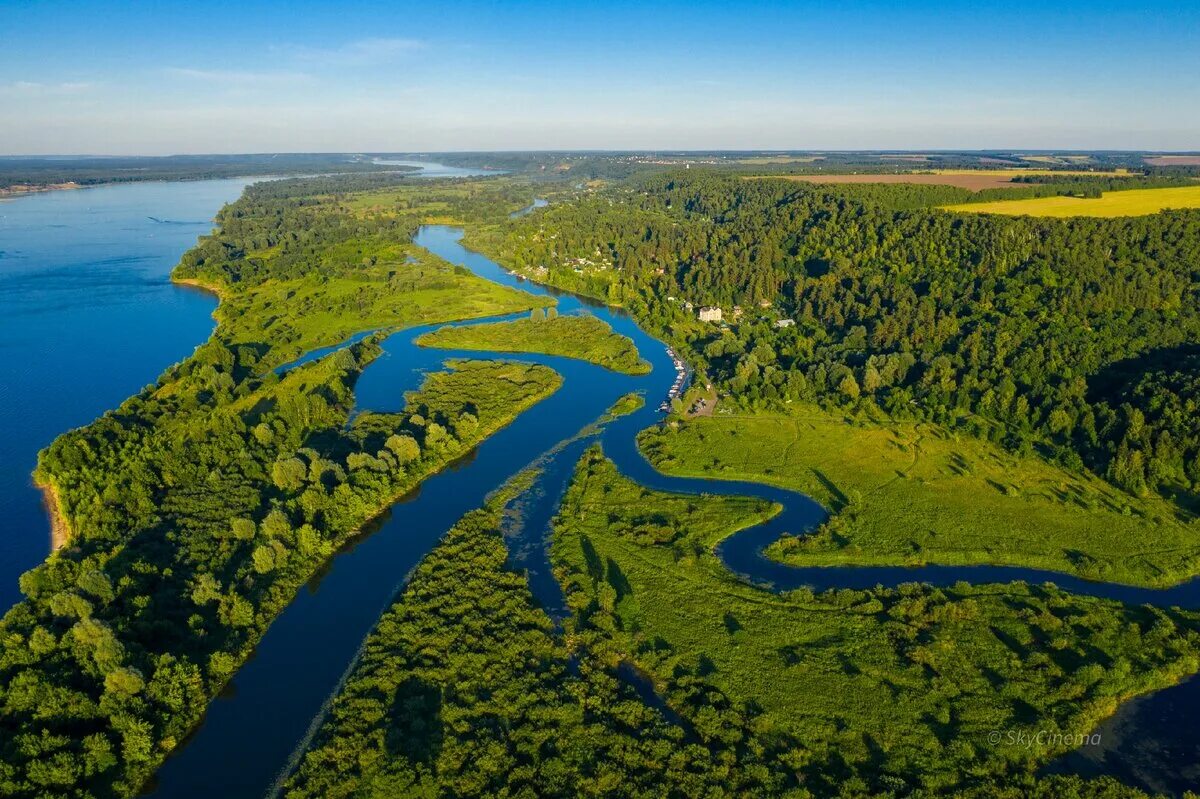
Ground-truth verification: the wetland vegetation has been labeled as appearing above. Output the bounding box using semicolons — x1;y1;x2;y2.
418;312;651;375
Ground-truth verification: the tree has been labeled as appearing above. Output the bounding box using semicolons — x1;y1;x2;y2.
386;434;421;464
272;457;308;492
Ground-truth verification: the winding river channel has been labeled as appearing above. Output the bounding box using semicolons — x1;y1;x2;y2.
3;172;1197;796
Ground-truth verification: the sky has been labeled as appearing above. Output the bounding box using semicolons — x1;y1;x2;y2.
1;0;1198;154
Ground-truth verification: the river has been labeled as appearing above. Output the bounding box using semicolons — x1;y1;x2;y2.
2;175;1197;796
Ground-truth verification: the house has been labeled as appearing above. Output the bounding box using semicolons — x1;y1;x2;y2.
774;318;796;329
682;301;694;312
698;306;723;322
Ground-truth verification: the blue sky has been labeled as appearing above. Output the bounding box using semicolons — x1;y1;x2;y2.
1;0;1197;154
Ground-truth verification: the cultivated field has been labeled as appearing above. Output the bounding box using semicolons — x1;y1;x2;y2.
760;168;1129;191
1145;155;1200;166
944;184;1200;217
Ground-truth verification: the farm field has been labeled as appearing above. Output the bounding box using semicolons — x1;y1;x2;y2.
1145;155;1200;166
944;184;1200;217
755;167;1129;191
638;406;1200;587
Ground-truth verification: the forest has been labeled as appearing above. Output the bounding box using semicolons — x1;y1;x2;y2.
476;172;1200;507
0;154;407;191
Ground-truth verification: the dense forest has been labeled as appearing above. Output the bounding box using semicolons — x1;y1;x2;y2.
478;173;1200;504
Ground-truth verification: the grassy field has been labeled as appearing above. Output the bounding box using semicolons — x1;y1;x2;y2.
929;168;1128;177
943;185;1200;217
203;250;552;369
637;405;1200;587
417;312;650;375
553;448;1200;791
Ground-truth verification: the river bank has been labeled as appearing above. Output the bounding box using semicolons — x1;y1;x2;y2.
0;181;82;199
34;476;70;551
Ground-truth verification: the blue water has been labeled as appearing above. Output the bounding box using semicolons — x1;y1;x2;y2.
372;158;505;178
0;178;255;610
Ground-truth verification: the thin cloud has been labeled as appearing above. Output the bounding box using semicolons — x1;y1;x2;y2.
165;67;312;86
275;37;425;66
0;80;95;96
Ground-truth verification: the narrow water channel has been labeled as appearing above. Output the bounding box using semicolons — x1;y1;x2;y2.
146;224;1200;798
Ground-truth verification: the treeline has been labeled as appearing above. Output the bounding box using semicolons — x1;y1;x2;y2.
483;172;1200;502
0;154;404;190
176;174;545;286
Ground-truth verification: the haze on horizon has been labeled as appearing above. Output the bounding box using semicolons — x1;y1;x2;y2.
1;0;1197;155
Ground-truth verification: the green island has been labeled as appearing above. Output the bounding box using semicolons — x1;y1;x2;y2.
282;471;802;798
281;444;1198;797
417;312;651;375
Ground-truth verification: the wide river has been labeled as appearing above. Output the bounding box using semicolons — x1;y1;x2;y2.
1;171;1197;796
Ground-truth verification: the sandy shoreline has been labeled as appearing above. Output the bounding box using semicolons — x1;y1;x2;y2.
0;181;82;199
173;275;228;300
35;476;71;552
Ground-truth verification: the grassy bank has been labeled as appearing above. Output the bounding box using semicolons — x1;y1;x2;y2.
417;312;650;375
638;405;1200;587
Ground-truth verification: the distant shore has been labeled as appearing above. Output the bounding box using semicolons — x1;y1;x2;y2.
0;181;82;199
35;476;71;552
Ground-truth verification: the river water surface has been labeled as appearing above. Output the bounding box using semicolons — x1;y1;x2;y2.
3;177;1197;797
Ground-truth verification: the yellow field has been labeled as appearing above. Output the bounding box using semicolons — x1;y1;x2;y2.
943;185;1200;218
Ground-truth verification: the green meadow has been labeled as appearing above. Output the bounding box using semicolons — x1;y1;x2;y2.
418;312;650;375
638;406;1200;587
